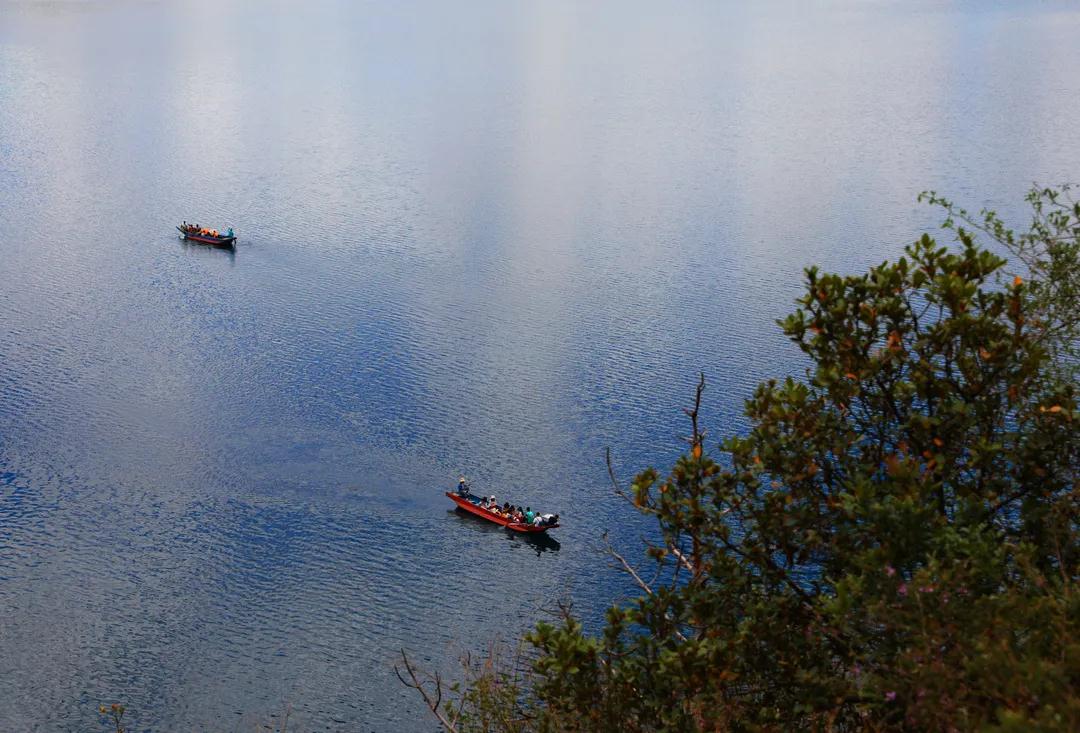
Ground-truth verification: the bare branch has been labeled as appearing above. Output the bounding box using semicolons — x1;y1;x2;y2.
603;531;654;597
667;543;697;574
396;649;459;733
685;372;707;448
604;533;687;642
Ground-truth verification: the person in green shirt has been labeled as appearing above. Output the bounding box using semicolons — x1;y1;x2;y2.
524;507;534;524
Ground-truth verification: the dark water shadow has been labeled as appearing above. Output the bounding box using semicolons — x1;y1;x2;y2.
507;530;561;556
179;237;236;263
446;508;561;556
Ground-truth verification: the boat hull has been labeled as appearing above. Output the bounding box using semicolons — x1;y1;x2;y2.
445;492;557;533
177;226;236;247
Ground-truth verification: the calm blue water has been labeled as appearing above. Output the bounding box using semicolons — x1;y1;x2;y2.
2;1;1079;730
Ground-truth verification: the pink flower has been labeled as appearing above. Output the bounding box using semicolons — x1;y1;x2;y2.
897;583;907;597
885;691;897;702
918;585;934;594
885;565;896;577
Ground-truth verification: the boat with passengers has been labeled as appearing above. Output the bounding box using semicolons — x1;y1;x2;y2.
177;221;236;247
446;481;559;534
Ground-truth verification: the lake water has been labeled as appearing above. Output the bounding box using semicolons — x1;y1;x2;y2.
2;0;1079;730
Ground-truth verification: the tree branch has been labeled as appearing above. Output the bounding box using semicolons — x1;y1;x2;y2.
395;649;458;733
604;531;655;597
607;447;659;515
603;532;687;642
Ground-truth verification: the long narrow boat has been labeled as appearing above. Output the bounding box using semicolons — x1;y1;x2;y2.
177;223;237;247
445;492;558;534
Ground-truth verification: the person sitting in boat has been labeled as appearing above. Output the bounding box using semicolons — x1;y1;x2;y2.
539;513;559;527
485;496;497;511
457;476;469;497
523;507;534;524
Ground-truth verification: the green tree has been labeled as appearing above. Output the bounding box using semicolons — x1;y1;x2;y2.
920;185;1080;384
403;187;1080;732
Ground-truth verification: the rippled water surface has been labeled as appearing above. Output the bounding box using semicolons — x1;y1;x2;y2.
2;0;1080;730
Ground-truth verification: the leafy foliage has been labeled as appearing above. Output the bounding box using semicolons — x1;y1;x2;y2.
409;188;1080;732
920;185;1080;382
98;703;127;733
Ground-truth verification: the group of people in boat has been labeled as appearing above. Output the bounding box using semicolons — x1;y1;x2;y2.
458;477;558;527
181;221;232;238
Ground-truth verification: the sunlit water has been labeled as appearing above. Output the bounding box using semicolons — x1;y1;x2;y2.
2;0;1079;730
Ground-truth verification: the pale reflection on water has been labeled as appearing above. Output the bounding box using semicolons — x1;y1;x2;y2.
1;0;1079;730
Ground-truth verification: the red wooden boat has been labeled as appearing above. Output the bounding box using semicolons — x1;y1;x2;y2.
445;492;559;533
177;223;236;247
